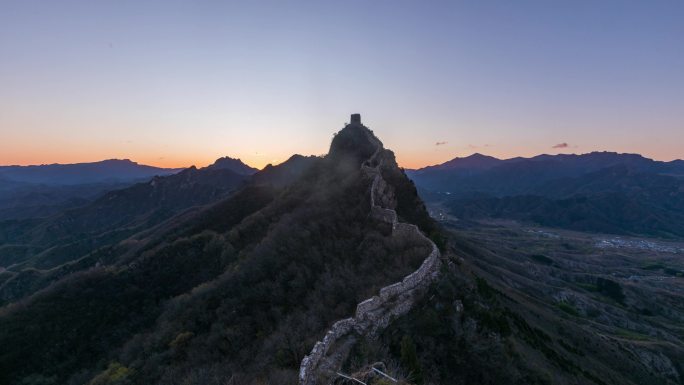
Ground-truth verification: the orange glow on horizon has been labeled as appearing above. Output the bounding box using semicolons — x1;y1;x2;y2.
3;146;682;172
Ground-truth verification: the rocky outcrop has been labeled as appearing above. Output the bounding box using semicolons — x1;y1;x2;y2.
299;124;442;385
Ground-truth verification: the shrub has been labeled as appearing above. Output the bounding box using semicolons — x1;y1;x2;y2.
596;278;625;304
529;254;553;265
557;302;580;317
88;362;132;385
400;335;422;384
475;277;496;300
169;331;194;349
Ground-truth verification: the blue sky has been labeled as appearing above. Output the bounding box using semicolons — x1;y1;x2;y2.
1;0;682;168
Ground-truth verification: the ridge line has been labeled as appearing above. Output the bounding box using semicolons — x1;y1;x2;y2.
299;144;442;385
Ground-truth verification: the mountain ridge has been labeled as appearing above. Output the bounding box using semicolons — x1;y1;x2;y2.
0;114;441;384
206;156;259;175
409;150;684;237
0;152;318;274
300;118;442;384
411;151;683;174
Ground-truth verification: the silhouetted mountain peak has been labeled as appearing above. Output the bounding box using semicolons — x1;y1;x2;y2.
328;113;383;163
416;153;502;173
251;154;320;187
668;159;684;175
206;156;258;175
467;152;493;159
93;158;133;166
261;154;316;169
459;152;501;164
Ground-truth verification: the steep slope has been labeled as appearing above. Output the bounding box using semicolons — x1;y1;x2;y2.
0;115;439;385
299;122;442;385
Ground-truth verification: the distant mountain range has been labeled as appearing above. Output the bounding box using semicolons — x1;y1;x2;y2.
0;154;314;299
0;158;260;221
409;152;684;195
0;159;183;221
0;159;183;185
0;157;272;271
408;152;684;237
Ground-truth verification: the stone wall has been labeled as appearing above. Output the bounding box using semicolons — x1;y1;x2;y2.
299;142;442;385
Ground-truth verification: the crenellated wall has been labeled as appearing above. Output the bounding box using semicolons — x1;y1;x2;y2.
299;140;442;385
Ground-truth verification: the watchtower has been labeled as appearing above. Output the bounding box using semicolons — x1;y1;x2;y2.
350;113;361;125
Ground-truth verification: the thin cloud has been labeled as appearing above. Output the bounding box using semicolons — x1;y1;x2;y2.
552;142;569;149
468;143;493;149
435;141;448;146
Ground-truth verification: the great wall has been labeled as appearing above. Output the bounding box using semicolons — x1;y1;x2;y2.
298;120;443;385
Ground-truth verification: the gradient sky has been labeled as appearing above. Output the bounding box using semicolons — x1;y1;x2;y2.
1;0;683;169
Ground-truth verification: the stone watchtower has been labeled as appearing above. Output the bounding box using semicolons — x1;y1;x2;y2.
350;113;361;125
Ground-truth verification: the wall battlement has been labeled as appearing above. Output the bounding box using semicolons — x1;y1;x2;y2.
299;138;442;385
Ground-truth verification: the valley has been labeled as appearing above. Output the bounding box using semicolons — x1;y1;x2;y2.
450;219;684;381
329;216;684;385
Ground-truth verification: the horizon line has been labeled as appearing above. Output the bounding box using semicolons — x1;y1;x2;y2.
1;150;682;171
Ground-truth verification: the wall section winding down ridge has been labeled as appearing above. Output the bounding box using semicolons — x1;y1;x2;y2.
298;142;442;385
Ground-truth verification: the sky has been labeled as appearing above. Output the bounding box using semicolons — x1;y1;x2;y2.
1;0;683;169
